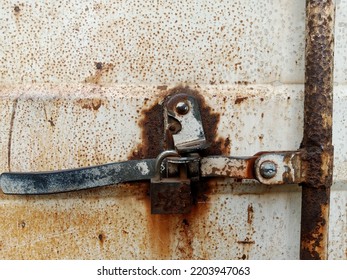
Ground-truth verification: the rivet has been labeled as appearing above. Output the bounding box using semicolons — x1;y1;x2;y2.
259;161;277;179
175;101;190;115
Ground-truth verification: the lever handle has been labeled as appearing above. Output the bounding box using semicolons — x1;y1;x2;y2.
0;159;156;194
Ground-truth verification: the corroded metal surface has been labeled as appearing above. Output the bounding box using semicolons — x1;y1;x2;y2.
300;0;335;260
164;93;207;152
150;180;192;214
0;0;307;85
0;84;345;259
0;84;305;259
200;156;256;179
200;151;305;185
300;187;331;259
0;0;346;260
254;152;304;185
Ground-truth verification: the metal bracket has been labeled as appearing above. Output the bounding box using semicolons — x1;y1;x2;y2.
254;151;303;185
164;93;208;152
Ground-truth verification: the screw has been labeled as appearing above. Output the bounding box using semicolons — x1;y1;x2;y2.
175;101;190;115
259;161;277;179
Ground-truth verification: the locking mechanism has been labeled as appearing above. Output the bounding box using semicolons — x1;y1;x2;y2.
149;93;207;214
150;151;194;214
0;91;306;214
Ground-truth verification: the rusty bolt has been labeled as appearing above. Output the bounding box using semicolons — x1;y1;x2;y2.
175;101;190;115
259;161;277;179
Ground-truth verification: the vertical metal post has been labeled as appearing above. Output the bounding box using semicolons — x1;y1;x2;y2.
300;0;335;259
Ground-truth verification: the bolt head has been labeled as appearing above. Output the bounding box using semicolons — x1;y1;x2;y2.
175;101;190;115
259;161;277;179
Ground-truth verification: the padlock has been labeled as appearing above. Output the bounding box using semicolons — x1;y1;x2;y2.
150;150;192;214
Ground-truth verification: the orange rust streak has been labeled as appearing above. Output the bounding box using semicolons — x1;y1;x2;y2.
76;98;103;111
234;96;248;105
84;63;114;85
237;240;255;244
145;189;212;260
247;204;254;225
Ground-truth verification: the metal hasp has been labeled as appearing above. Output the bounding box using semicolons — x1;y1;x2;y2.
0;90;306;216
164;93;208;152
300;0;335;259
149;93;208;214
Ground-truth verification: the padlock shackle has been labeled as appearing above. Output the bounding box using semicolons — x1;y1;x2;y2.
153;150;180;181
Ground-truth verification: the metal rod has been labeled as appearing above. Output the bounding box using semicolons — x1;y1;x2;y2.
300;0;335;260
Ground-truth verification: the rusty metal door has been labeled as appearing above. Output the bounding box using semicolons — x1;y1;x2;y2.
0;0;346;259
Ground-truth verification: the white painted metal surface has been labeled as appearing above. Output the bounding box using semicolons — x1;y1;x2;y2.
0;0;346;259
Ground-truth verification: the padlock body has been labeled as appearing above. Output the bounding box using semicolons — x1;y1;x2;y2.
150;178;192;214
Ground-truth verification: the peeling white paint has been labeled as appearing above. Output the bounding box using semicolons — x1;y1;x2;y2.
0;0;345;260
136;162;150;176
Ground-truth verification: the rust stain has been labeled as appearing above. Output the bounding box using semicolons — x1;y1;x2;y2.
237;204;256;259
19;220;26;229
95;62;103;70
98;232;106;246
237;239;255;245
237;237;255;260
301;0;334;188
143;199;174;259
43;106;56;127
234;62;242;71
13;3;24;25
234;96;248;105
235;81;250;85
144;197;212;260
0;0;281;85
300;0;334;260
175;217;194;258
84;63;114;84
0;196;153;259
131;86;230;159
157;85;168;90
223;137;231;155
77;98;103;111
258;134;264;142
14;5;21;13
130;102;164;159
47;118;55;127
247;204;254;225
131;86;229;259
176;186;212;260
300;188;330;259
245;157;257;179
320;149;333;180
